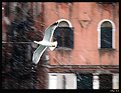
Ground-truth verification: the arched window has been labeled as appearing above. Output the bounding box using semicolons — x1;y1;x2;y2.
53;19;74;50
98;19;115;49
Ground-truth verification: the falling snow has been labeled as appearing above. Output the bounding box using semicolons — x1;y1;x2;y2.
2;2;119;89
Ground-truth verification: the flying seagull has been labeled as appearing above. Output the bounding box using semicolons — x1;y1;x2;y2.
32;22;59;64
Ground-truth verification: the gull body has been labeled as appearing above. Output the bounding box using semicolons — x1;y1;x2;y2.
32;22;58;64
34;40;57;47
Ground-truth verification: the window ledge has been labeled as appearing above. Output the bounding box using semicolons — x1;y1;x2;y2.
55;47;73;51
98;48;116;51
97;2;116;4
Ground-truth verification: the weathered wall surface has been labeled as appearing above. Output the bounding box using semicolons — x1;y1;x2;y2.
42;2;119;65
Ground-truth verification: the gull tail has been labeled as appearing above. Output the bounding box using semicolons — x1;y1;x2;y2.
49;41;58;51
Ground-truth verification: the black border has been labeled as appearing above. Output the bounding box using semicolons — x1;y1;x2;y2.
1;0;120;2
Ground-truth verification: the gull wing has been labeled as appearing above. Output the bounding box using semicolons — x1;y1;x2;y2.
43;22;58;42
32;45;47;64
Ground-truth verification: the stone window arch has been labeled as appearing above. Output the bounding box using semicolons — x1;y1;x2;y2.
97;19;115;49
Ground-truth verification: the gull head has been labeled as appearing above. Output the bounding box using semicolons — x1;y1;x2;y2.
34;41;43;45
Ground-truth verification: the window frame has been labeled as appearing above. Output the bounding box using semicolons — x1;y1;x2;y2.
54;19;74;50
97;19;115;49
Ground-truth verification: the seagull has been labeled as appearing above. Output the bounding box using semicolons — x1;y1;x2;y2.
32;22;59;64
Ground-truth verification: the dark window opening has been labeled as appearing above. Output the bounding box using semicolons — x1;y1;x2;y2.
100;21;113;49
99;74;112;89
101;27;112;48
53;27;74;49
77;74;93;89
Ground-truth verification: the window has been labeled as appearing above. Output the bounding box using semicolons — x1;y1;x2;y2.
48;73;77;89
99;74;112;89
101;21;112;48
98;19;115;49
93;73;119;89
53;19;74;50
77;73;118;89
54;27;74;49
77;74;93;89
48;73;119;89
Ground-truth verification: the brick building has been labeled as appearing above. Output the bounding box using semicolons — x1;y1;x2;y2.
43;2;119;89
2;2;119;89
